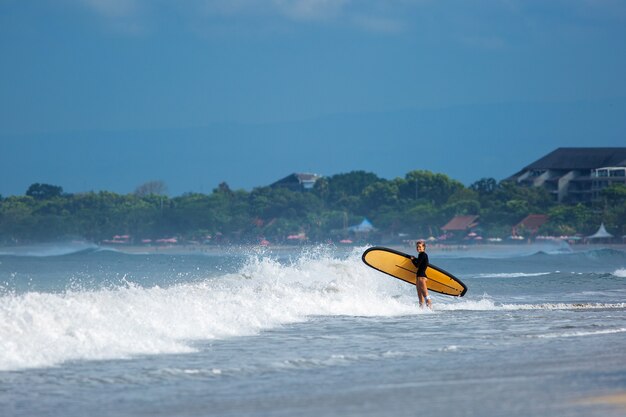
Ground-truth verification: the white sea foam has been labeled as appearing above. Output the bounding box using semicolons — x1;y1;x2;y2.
503;302;626;310
434;299;626;311
613;268;626;278
473;272;552;279
532;328;626;339
0;248;415;371
2;247;624;372
434;298;499;311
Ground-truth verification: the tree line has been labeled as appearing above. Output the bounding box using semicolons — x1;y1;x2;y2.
1;170;625;245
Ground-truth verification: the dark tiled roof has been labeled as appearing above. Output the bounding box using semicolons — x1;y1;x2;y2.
515;214;548;231
523;148;626;170
271;173;321;188
441;215;479;231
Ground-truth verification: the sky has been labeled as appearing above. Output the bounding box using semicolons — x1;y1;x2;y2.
1;0;625;196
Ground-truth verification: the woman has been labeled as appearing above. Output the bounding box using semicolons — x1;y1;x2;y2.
411;240;432;308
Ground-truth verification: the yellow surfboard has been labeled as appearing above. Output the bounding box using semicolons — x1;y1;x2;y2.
362;246;467;297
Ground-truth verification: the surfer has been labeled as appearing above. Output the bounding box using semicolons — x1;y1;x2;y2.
411;240;432;308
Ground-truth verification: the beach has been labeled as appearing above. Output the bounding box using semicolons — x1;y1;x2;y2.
1;242;625;416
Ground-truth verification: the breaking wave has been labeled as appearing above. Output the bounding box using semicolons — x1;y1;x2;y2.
0;248;415;371
2;245;624;372
613;268;626;278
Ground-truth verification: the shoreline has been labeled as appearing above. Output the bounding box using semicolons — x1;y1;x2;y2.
1;240;625;257
99;241;626;256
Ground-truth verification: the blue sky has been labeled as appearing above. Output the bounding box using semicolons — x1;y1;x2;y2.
1;0;625;196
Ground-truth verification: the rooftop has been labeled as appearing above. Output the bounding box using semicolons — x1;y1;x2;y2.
520;148;626;171
271;173;322;190
515;214;549;231
441;215;479;231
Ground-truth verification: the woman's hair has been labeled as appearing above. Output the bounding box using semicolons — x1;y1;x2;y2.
416;240;426;247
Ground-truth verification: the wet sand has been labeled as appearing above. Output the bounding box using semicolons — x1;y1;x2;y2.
577;391;626;412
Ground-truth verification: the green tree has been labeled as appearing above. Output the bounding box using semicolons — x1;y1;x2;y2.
0;196;36;242
134;180;167;197
470;178;497;195
317;171;381;208
26;183;63;200
601;183;626;204
542;204;596;236
402;202;441;237
249;187;322;221
401;170;464;205
361;181;399;212
445;188;480;217
2;168;623;244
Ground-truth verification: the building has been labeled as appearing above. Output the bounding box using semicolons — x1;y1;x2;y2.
441;215;479;234
512;214;549;237
591;166;626;201
270;173;322;192
507;148;626;203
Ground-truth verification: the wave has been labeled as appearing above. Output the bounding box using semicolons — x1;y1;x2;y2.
430;242;573;259
0;241;98;257
612;268;626;278
467;271;624;279
432;245;626;261
575;248;626;259
2;245;623;372
433;299;626;311
0;247;416;371
471;272;552;279
529;328;626;339
525;248;626;262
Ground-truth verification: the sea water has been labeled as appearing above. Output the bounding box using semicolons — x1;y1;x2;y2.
0;242;625;417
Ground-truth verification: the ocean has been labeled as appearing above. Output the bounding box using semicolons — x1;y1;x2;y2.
1;242;625;417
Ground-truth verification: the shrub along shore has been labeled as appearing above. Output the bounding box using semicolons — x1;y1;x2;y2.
1;170;625;245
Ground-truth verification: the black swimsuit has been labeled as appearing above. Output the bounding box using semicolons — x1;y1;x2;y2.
412;252;429;278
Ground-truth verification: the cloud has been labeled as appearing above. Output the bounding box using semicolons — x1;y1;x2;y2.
72;0;412;35
271;0;351;21
78;0;140;18
75;0;625;40
78;0;352;21
75;0;151;35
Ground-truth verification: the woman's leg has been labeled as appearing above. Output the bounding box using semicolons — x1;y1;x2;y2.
416;282;425;306
418;277;432;308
